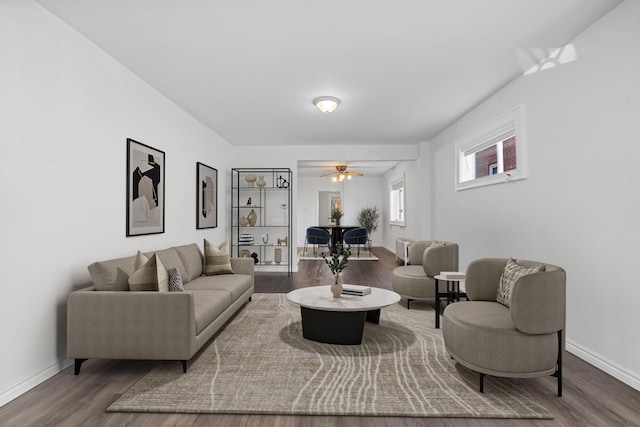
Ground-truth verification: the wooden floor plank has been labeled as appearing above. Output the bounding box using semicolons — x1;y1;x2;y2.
1;247;638;426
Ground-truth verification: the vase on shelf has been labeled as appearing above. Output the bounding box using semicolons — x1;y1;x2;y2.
256;176;267;187
330;274;343;298
274;248;282;264
247;209;257;226
245;174;257;187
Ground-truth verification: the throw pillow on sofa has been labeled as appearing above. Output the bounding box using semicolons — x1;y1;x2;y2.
168;267;184;292
203;239;234;275
496;258;545;307
129;253;169;292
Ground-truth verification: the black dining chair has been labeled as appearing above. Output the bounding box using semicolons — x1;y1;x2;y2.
304;227;331;256
343;227;369;257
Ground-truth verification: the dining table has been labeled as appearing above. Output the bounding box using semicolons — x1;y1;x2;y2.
317;225;360;250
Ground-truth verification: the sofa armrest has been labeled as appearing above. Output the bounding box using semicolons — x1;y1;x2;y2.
511;268;566;334
231;257;255;280
465;258;506;301
67;287;196;360
423;243;459;278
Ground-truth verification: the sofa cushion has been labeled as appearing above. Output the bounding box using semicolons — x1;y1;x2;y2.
88;255;136;291
185;273;253;301
394;265;427;279
129;254;169;292
203;239;233;275
175;243;204;282
168;268;184;292
497;259;545;307
148;248;188;285
185;289;232;335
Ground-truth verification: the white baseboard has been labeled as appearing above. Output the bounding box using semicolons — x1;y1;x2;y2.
0;358;73;408
566;339;640;392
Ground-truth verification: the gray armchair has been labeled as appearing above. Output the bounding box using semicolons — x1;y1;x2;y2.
442;258;566;396
391;241;459;309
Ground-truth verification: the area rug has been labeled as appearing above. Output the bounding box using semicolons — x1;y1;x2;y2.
107;293;553;418
298;251;379;261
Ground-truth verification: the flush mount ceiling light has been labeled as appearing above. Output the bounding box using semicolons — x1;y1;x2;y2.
313;96;340;113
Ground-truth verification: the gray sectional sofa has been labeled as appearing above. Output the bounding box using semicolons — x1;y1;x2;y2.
67;243;254;374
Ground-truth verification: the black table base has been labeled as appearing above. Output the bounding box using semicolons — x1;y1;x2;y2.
300;307;381;345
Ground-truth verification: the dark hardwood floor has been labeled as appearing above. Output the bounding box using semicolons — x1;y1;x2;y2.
1;247;639;426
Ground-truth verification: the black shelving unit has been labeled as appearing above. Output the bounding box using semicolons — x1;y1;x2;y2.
231;168;292;276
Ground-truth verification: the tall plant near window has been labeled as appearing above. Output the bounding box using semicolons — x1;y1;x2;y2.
357;206;380;236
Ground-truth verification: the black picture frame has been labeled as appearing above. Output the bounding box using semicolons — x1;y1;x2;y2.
126;138;165;236
196;162;218;229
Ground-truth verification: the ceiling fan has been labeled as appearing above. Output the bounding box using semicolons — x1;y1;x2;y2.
320;165;364;181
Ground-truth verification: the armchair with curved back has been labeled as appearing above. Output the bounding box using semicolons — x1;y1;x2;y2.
391;241;459;309
343;227;369;257
304;227;331;256
442;258;566;396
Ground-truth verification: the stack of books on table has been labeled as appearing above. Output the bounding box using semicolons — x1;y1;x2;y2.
440;271;466;279
341;285;372;296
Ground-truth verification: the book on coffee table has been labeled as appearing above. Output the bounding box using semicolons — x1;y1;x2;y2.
341;284;372;296
440;271;465;279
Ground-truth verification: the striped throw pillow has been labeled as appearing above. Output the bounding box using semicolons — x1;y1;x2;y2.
128;253;169;292
203;239;234;275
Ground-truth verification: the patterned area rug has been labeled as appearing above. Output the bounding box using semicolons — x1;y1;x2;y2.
107;293;553;418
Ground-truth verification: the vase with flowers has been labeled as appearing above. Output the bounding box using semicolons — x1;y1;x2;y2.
322;242;351;298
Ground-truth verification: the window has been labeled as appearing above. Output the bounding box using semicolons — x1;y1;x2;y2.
455;105;527;191
389;176;405;226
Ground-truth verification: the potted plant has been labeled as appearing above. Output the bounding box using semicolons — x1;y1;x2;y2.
322;242;351;298
330;208;344;226
357;206;380;237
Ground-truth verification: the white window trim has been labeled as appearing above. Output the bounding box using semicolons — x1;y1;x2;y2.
455;105;527;191
389;174;405;226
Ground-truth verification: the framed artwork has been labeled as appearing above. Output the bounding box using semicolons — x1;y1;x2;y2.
197;162;218;229
126;138;165;236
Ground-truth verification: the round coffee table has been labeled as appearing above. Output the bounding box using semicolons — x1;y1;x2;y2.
287;285;401;345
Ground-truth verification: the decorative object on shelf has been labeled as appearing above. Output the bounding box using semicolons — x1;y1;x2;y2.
256;176;267;187
239;216;249;226
126;138;165;237
322;242;351;298
251;252;259;264
274;248;282;264
264;259;273;265
239;249;250;258
277;236;288;246
239;233;254;245
276;175;289;188
196;162;217;229
330;208;343;227
245;174;257;187
262;233;269;244
247;197;252;205
247;209;257;226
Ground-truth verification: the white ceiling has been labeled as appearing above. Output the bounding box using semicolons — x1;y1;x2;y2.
36;0;621;151
35;1;620;178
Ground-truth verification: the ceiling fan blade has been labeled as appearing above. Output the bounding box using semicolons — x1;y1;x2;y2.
319;171;337;177
346;172;364;176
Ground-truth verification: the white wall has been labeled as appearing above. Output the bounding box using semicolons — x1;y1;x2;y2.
428;0;640;390
0;1;234;405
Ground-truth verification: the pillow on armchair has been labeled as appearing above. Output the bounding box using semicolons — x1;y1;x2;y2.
496;258;545;307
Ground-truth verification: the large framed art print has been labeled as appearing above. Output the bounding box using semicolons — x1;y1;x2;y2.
126;138;165;236
197;162;218;229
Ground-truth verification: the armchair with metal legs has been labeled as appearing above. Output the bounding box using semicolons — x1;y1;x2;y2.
304;227;331;256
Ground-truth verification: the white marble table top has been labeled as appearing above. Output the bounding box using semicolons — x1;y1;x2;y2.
287;285;401;312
